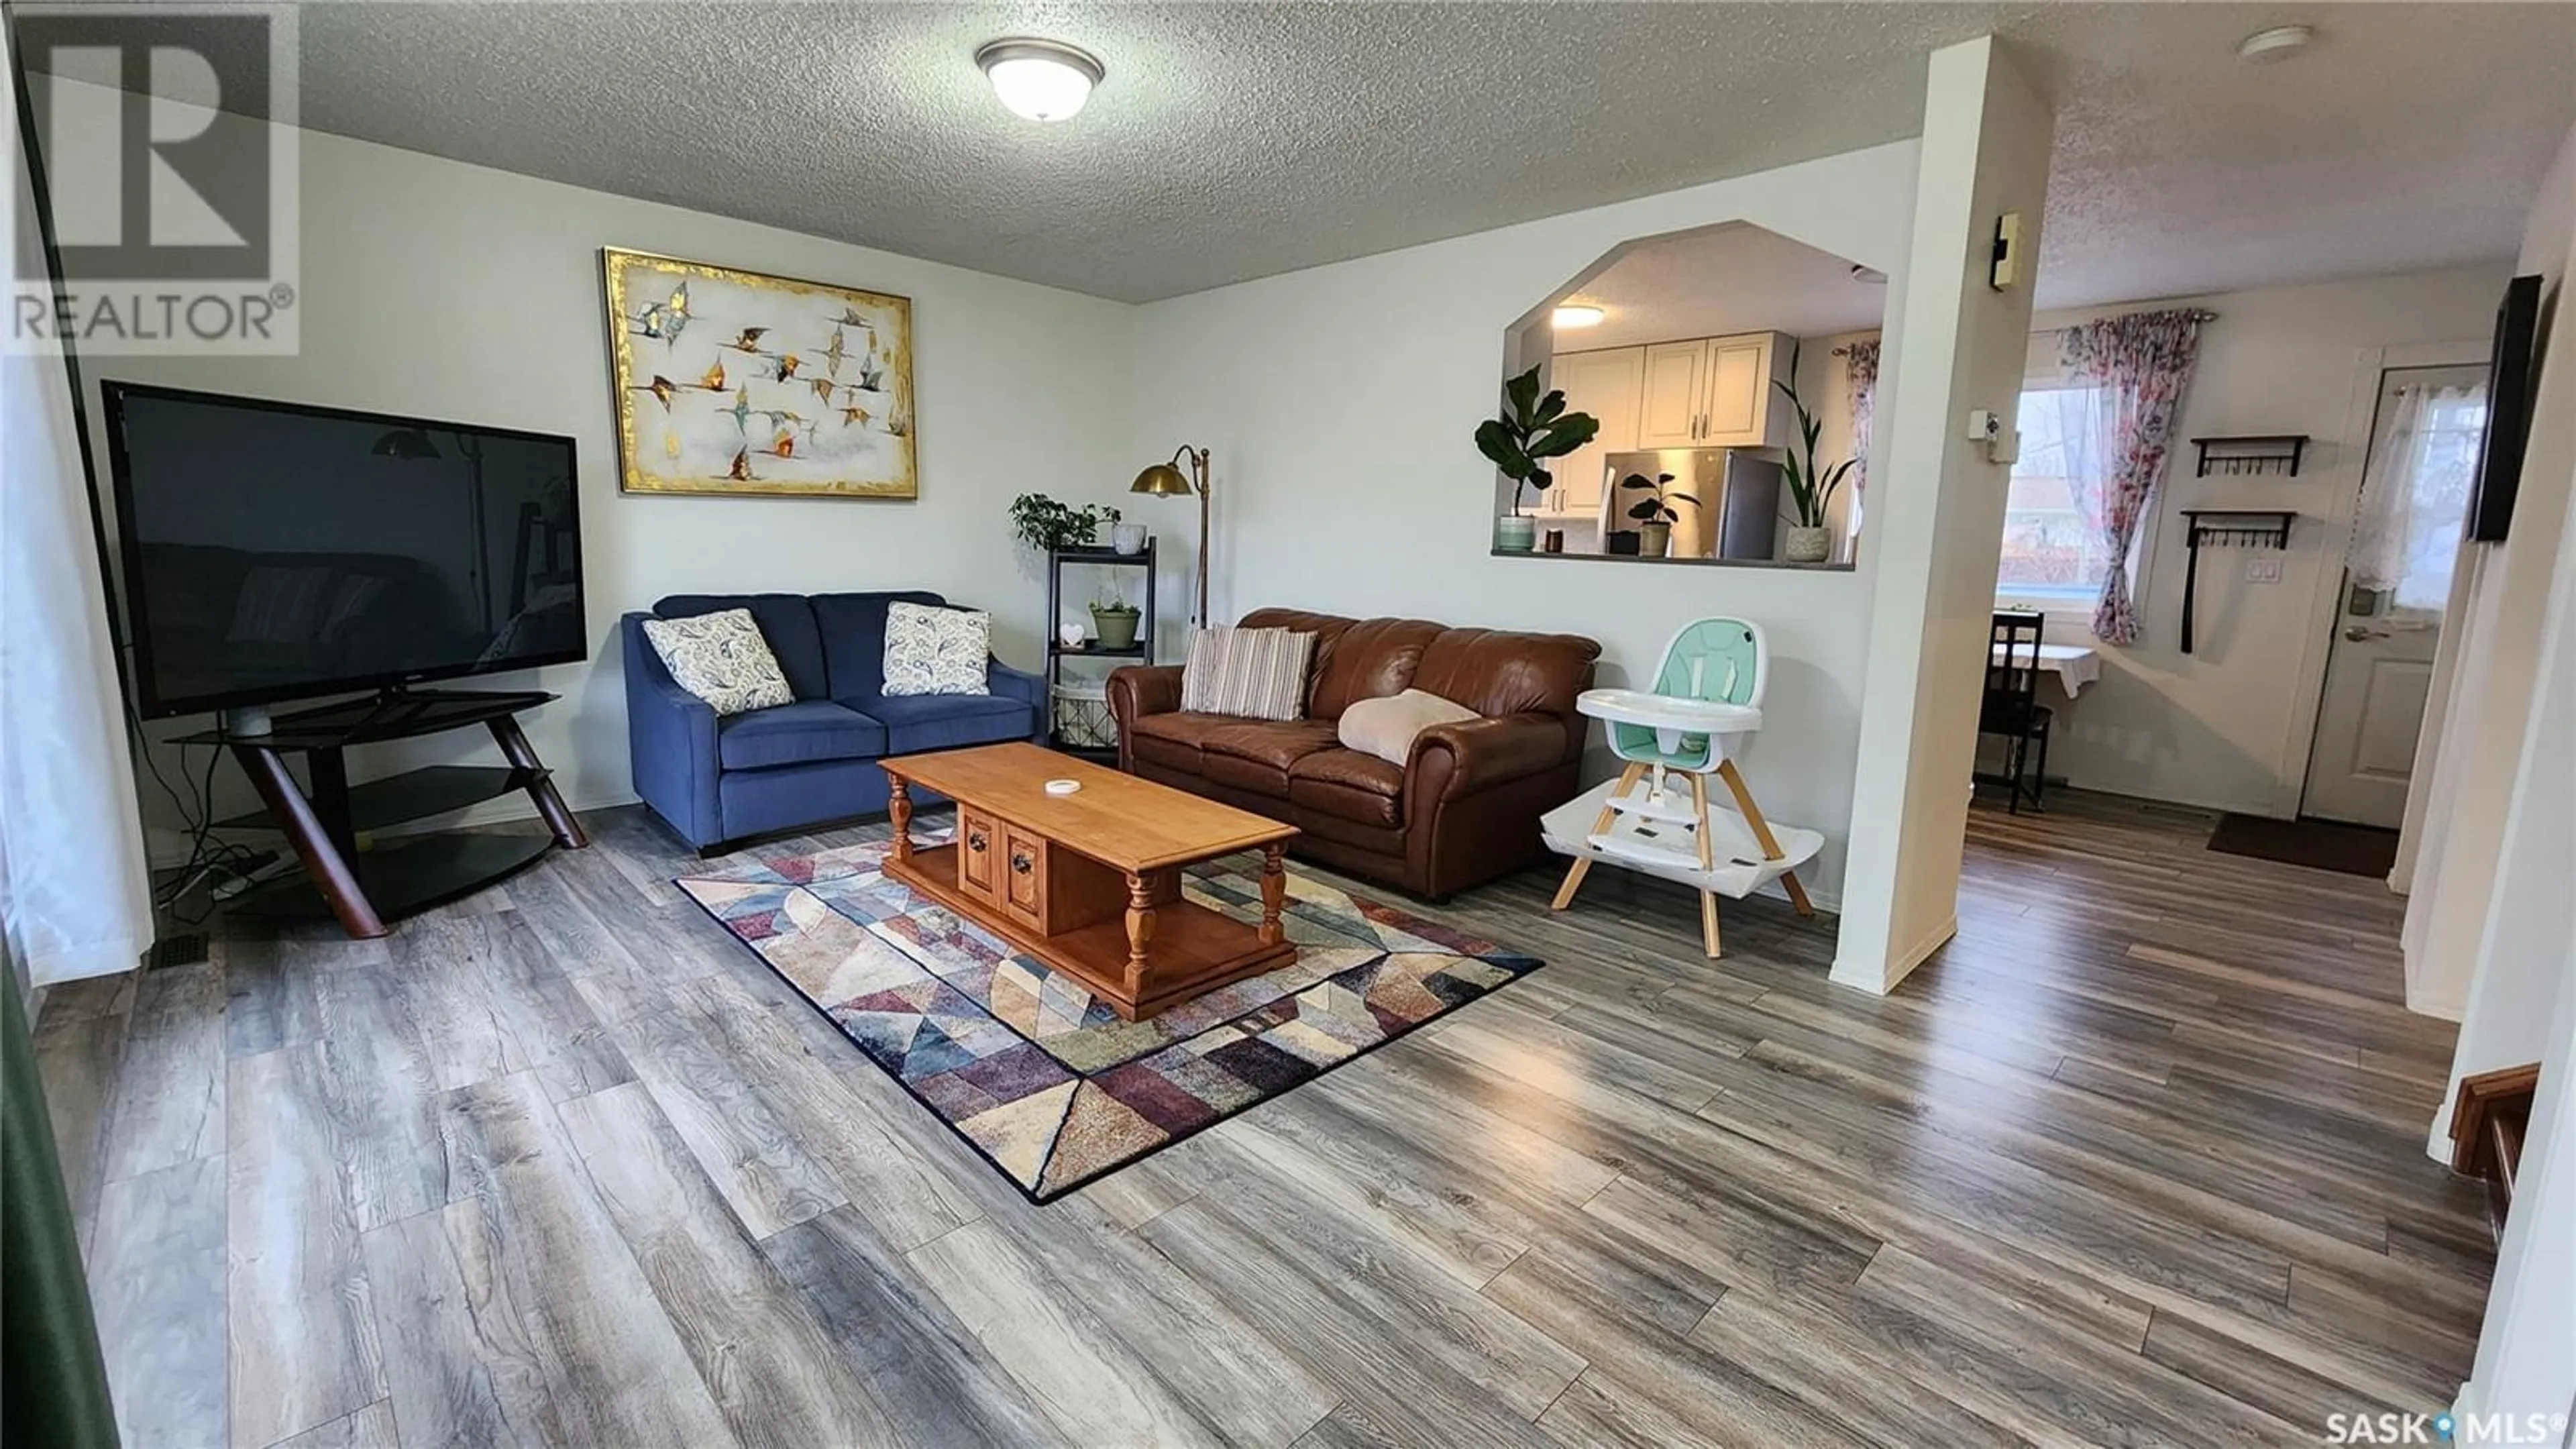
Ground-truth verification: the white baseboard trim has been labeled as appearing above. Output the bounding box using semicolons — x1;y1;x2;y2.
2405;973;2467;1024
1829;913;1955;996
1756;877;1841;916
152;787;646;871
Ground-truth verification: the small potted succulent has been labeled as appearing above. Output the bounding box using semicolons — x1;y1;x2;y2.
1619;472;1700;559
1771;343;1858;564
1089;581;1141;650
1474;365;1599;553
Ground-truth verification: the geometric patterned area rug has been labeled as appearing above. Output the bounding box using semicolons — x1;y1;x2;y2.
675;837;1543;1203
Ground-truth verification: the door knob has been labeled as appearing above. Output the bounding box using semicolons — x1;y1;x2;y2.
2343;625;2388;642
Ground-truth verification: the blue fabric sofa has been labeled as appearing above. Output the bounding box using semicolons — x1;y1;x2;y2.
623;590;1045;852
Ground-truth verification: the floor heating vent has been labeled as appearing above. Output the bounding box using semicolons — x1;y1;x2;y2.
145;933;210;971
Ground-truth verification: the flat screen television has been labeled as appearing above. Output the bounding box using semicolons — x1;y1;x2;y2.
2465;274;2543;543
102;383;586;718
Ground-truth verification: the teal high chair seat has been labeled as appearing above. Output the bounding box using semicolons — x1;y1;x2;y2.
1547;617;1816;957
1596;617;1767;773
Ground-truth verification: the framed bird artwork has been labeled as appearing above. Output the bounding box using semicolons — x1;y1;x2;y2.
600;247;917;498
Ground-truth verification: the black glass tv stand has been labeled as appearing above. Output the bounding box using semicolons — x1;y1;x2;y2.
182;686;586;938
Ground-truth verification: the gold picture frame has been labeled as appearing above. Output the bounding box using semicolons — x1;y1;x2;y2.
601;247;917;498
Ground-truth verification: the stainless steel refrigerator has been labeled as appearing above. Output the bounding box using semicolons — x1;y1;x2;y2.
1603;448;1783;561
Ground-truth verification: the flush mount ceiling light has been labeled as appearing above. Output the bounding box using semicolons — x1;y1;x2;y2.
975;37;1104;122
1552;305;1605;329
2236;24;2315;63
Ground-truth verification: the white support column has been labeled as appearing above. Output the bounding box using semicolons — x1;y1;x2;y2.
1831;36;2054;996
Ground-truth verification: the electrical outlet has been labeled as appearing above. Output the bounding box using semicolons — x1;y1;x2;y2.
2246;556;2284;584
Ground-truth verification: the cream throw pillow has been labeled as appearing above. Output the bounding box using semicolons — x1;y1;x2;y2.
881;602;991;696
641;608;794;716
1338;689;1479;765
1180;627;1315;721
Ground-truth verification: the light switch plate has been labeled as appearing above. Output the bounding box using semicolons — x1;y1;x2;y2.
2246;555;2284;584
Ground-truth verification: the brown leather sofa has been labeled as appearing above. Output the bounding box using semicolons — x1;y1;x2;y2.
1106;609;1601;898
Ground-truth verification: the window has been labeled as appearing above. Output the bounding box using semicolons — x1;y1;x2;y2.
2356;379;2487;616
1996;382;2121;602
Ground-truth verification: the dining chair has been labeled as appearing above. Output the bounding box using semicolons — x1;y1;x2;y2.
1978;609;2051;814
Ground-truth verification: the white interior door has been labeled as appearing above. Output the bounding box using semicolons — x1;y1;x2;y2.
2302;364;2487;827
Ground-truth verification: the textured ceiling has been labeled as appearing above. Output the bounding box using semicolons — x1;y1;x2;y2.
1557;223;1888;351
78;3;2576;305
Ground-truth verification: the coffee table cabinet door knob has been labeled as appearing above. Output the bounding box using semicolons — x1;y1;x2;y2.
1011;851;1033;875
969;830;987;852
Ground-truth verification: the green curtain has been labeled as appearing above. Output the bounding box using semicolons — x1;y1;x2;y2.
1;969;121;1449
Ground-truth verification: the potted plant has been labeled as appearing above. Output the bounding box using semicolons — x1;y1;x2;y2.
1618;472;1700;559
1089;581;1142;650
1770;343;1858;564
1008;492;1120;553
1474;365;1599;553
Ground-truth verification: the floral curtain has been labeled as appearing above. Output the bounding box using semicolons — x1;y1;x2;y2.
2349;380;2487;619
1844;336;1880;500
2057;308;2214;644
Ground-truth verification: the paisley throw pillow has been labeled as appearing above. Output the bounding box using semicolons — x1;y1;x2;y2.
881;602;991;696
641;608;795;715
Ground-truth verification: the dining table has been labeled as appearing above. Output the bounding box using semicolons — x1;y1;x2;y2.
1993;640;2102;697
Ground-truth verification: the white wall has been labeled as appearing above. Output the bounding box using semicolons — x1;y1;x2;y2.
2425;119;2576;1140
70;115;1136;827
1125;142;1924;905
2406;119;2576;1022
2434;455;2575;1162
2017;268;2506;816
2454;934;2574;1433
1833;36;2055;994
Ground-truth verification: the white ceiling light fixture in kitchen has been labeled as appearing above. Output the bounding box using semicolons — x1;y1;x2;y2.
2236;24;2315;64
1552;305;1605;329
975;38;1104;122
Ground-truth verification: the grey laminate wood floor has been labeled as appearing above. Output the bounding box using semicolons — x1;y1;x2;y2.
36;791;2490;1448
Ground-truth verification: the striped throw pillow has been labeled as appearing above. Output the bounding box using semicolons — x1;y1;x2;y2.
1181;627;1315;721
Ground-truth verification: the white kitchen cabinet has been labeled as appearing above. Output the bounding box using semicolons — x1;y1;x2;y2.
1543;346;1643;517
1635;340;1707;449
1703;335;1774;444
1619;332;1795;450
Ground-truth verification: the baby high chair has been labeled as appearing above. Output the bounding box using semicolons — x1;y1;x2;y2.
1542;618;1821;958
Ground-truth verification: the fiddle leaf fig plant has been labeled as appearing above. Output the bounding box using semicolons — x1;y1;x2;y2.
1475;366;1601;515
1771;341;1859;530
1619;471;1701;525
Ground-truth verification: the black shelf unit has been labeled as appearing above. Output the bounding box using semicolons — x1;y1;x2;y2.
178;688;586;938
1044;541;1159;760
2191;435;2309;478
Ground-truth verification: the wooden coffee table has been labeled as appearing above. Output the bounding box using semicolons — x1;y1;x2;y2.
878;742;1299;1020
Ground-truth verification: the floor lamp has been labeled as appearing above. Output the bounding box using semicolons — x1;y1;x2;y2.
1132;445;1212;627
